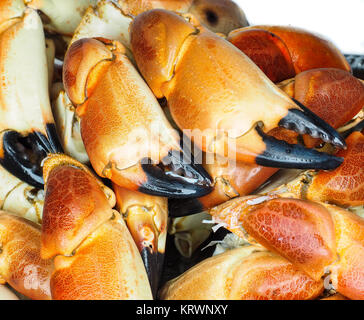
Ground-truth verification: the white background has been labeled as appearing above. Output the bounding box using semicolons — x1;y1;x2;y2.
234;0;364;54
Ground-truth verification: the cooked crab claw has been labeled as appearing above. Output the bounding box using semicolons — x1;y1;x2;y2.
63;37;212;198
0;8;62;188
140;150;213;198
130;9;346;171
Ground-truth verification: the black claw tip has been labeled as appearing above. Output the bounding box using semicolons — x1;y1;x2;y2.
140;247;164;298
279;99;346;149
0;130;46;188
256;126;344;170
45;123;64;154
168;198;204;217
139;150;213;198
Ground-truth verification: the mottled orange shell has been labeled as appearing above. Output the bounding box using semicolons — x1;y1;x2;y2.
241;198;337;280
307;131;364;207
0;213;53;300
295;68;364;130
51;216;152;300
41;165;114;259
228;28;295;83
328;206;364;300
240;25;351;74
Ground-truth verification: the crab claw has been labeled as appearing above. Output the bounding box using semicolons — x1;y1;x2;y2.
63;37;212;198
41;154;153;299
0;9;62;188
114;186;167;297
131;9;346;171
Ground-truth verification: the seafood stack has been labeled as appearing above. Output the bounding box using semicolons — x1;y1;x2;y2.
0;0;362;300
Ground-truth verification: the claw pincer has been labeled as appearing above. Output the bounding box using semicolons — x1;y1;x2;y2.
131;9;345;171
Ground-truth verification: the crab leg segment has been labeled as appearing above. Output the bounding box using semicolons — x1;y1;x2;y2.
41;154;152;300
63;37;212;198
114;185;167;297
131;9;345;170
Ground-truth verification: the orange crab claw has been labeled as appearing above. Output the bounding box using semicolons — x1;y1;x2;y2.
227;28;295;83
210;196;364;300
41;154;152;300
131;9;345;171
114;185;167;297
160;246;324;300
0;213;53;300
63;37;212;198
210;197;337;280
231;25;351;74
